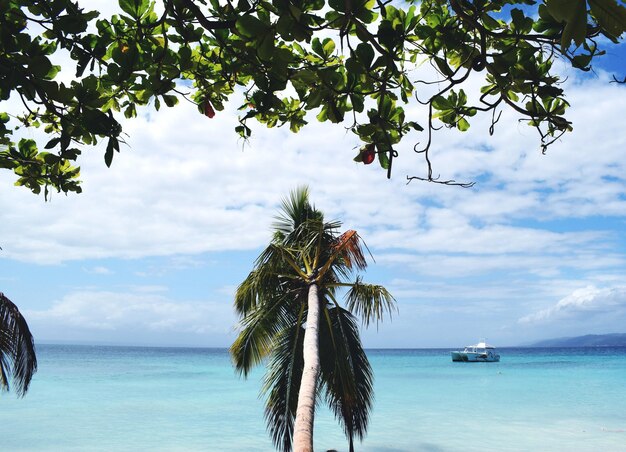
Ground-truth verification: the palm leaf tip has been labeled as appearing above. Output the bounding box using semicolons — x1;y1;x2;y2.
345;282;397;327
0;293;37;397
273;186;318;236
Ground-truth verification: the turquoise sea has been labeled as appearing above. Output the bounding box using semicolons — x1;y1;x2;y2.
2;345;626;451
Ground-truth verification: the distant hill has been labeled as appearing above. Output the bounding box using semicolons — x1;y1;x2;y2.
530;333;626;347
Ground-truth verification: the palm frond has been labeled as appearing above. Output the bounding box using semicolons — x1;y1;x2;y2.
268;244;309;279
236;244;308;316
321;259;352;286
309;219;340;270
0;293;37;396
256;241;319;282
255;243;295;271
273;186;320;237
272;187;341;260
234;268;277;316
344;278;397;327
262;319;306;452
316;229;369;282
319;305;373;449
0;353;10;392
333;230;368;271
231;289;303;377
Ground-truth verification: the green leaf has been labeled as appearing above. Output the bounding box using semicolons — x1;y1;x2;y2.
18;139;38;159
589;0;626;37
162;94;178;107
431;95;451;110
457;89;467;106
572;54;593;69
482;13;502;30
42;152;60;165
56;14;89;34
28;56;53;79
119;0;150;18
355;43;374;68
178;46;193;70
82;109;115;135
546;0;589;49
350;94;364;113
311;38;324;57
124;103;137;118
511;8;525;28
506;90;520;102
433;57;453;77
44;138;60;149
353;148;363;162
104;137;119;167
236;15;268;38
457;118;470;131
257;32;275;61
322;38;335;57
46;64;61;80
407;121;423;132
355;0;377;23
377;149;390;169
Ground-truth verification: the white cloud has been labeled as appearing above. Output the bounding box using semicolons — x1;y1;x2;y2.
25;289;235;336
133;255;210;277
378;246;626;278
83;266;113;275
519;285;626;324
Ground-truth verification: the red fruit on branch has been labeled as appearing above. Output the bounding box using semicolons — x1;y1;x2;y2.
203;101;215;118
362;145;376;165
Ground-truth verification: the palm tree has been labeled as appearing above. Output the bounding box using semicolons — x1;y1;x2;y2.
231;187;395;452
0;292;37;396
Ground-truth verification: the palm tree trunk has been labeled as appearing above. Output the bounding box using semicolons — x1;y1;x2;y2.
293;283;321;452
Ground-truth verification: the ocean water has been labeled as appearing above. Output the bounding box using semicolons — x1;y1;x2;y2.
1;345;625;452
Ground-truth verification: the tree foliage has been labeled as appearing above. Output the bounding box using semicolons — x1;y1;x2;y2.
1;0;625;195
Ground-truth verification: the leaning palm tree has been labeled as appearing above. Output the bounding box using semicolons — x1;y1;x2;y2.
231;187;395;452
0;292;37;396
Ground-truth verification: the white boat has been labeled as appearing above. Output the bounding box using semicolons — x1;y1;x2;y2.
451;340;500;362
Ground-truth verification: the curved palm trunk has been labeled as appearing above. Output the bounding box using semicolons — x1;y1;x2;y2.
293;283;321;452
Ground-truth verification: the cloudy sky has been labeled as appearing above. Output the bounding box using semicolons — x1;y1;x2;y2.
1;7;625;348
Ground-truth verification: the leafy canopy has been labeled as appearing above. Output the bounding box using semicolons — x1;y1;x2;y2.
1;0;625;195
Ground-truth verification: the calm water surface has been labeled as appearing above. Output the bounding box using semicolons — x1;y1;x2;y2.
1;345;625;451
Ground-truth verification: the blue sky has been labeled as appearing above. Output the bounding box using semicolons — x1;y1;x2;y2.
1;5;625;348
